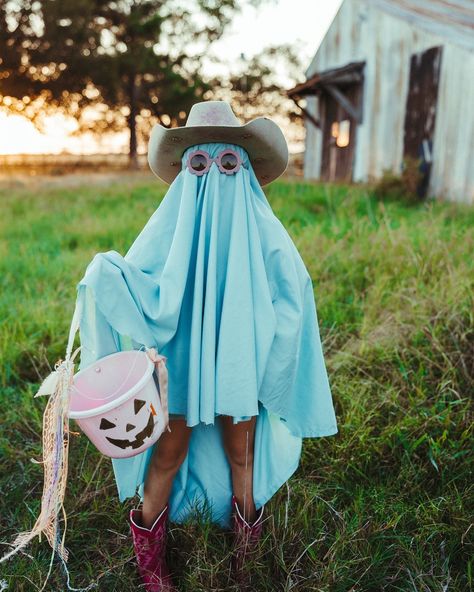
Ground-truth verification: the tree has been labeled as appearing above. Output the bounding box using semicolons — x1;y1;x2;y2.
210;44;306;150
0;0;262;166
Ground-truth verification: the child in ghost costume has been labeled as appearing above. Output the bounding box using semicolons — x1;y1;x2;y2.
76;101;338;591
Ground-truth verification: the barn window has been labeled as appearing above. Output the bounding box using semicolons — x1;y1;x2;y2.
330;119;351;148
336;120;351;148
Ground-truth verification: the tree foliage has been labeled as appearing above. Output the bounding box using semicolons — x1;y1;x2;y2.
0;0;305;160
211;44;305;146
0;0;255;163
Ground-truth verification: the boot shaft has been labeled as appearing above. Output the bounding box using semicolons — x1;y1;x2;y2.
231;494;265;578
129;505;177;592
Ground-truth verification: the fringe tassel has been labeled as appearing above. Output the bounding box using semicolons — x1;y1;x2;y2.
0;349;79;587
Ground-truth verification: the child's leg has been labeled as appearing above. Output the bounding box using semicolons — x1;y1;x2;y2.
221;415;257;523
141;417;192;528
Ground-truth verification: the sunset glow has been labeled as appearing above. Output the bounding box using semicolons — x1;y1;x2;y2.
0;113;51;155
0;112;128;155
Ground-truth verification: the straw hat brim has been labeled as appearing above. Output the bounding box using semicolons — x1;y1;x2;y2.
147;117;289;186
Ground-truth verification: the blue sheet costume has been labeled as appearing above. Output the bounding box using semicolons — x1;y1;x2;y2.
76;142;338;528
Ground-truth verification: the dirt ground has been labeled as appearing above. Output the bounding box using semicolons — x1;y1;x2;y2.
0;169;158;190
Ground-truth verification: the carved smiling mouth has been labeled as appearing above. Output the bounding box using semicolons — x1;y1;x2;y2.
106;412;155;450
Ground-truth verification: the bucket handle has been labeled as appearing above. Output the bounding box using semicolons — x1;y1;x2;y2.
70;345;153;402
66;296;83;361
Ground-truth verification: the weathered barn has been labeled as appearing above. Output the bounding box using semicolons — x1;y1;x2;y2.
288;0;474;203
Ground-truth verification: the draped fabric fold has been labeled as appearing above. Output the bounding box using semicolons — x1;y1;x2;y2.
76;142;337;528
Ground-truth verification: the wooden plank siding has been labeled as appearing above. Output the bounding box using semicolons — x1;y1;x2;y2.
302;0;474;203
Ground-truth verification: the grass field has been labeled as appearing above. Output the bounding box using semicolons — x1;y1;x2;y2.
0;177;473;591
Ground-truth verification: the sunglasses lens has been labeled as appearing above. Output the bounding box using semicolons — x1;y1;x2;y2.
220;152;239;171
189;154;208;172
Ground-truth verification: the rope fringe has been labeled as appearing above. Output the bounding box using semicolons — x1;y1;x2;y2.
0;350;79;572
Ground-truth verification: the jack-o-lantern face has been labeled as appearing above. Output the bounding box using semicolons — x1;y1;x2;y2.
99;398;156;450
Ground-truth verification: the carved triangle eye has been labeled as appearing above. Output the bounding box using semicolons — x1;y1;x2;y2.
134;399;146;414
100;418;116;430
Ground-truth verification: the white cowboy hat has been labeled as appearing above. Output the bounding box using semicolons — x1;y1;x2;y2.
147;100;289;185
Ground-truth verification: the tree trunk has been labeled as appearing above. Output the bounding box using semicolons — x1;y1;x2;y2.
128;73;139;169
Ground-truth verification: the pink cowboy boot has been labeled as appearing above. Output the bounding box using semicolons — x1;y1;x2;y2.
231;495;265;585
129;505;177;592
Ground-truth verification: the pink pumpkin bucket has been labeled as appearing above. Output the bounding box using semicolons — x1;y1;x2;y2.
68;350;168;459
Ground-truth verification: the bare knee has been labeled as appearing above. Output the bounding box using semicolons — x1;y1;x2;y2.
153;445;187;473
224;438;254;471
221;416;256;471
151;422;191;474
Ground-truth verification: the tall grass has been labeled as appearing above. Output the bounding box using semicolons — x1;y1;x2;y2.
0;177;472;591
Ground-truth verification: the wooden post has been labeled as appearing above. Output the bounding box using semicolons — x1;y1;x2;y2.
288;95;321;129
324;84;362;123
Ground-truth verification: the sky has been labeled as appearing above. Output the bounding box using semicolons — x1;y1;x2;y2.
205;0;343;82
0;0;343;155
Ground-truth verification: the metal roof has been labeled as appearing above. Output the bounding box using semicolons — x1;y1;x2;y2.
372;0;474;51
288;62;365;97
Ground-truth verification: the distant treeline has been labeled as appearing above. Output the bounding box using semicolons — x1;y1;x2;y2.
0;152;303;176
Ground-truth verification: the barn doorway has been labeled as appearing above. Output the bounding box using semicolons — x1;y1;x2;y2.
403;46;443;197
320;83;362;182
287;61;365;183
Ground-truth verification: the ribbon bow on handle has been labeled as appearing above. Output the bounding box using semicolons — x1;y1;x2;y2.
145;346;171;434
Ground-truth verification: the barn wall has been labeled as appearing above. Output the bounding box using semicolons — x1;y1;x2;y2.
303;0;474;203
431;45;474;203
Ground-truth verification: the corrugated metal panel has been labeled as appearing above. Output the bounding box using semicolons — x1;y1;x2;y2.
302;0;474;202
373;0;474;51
